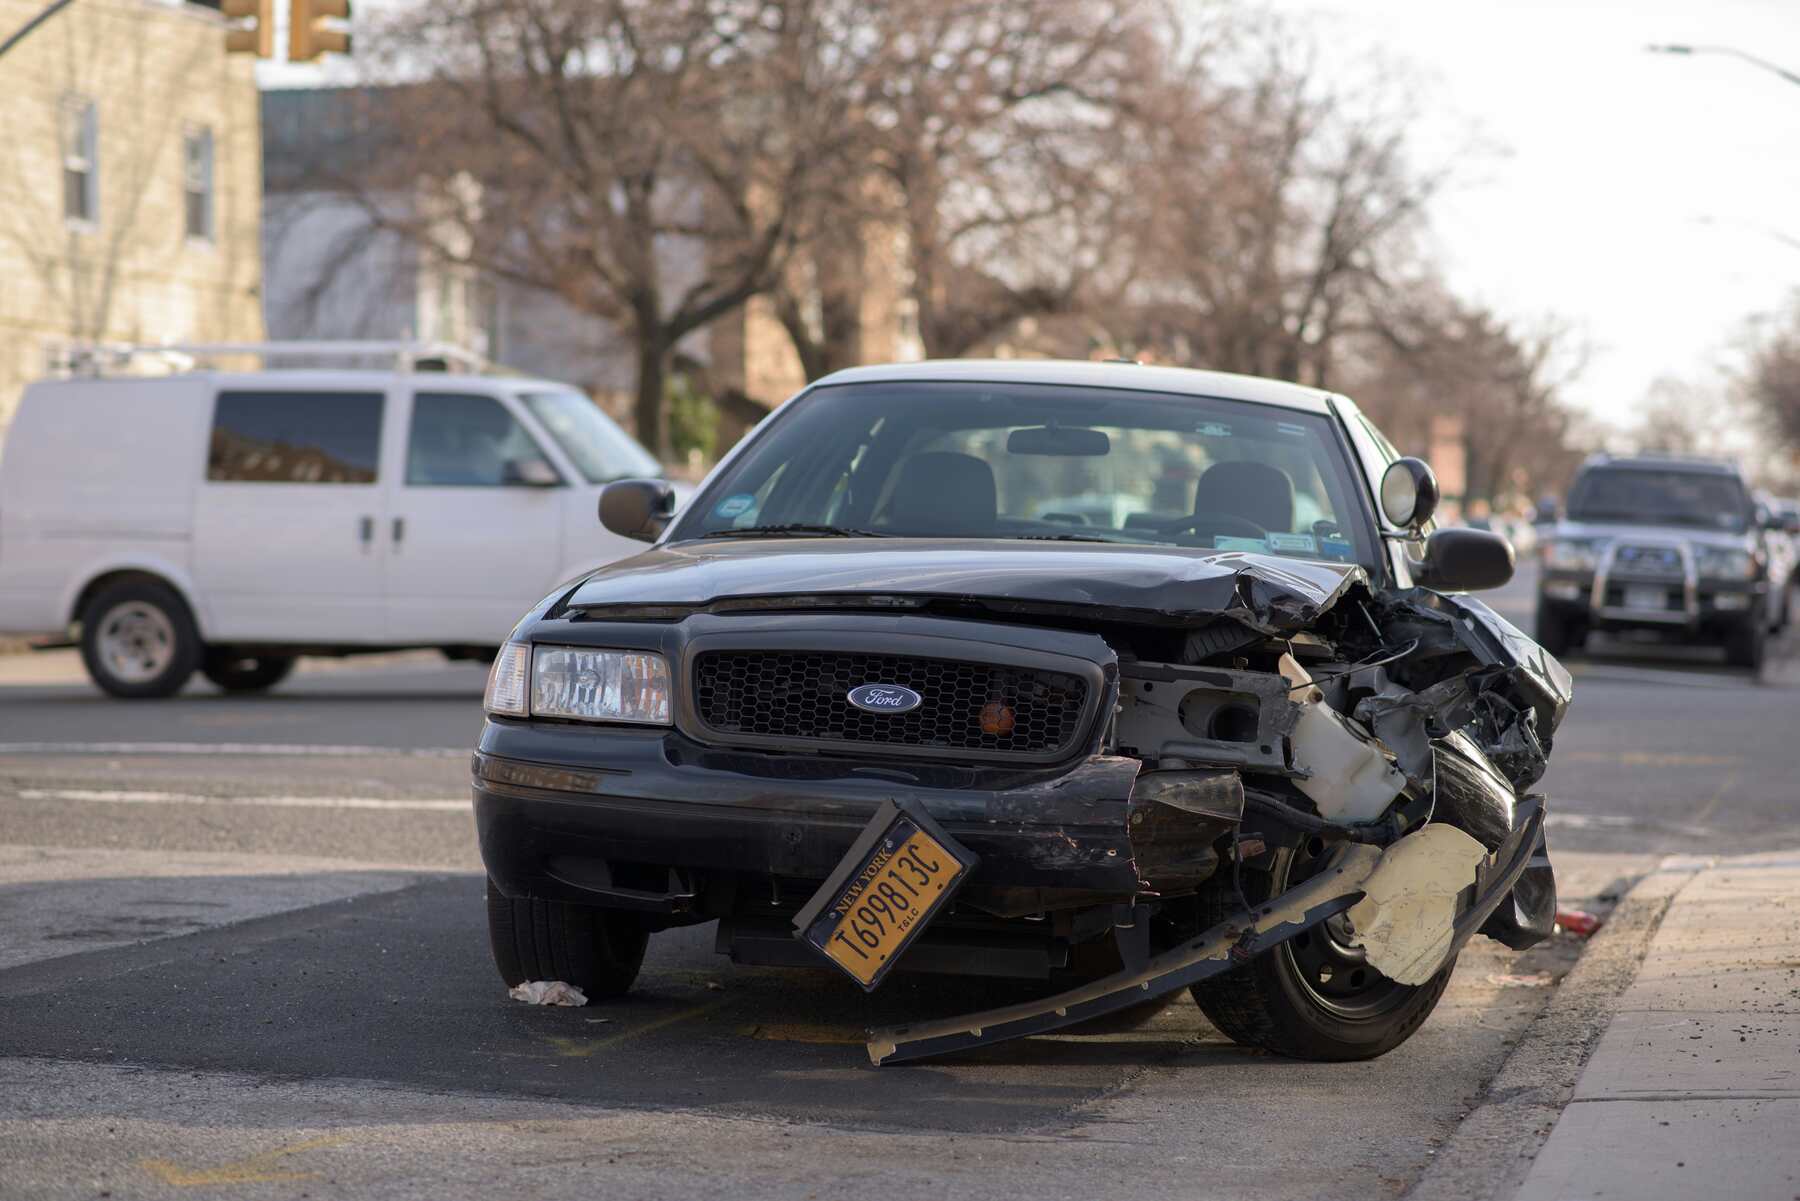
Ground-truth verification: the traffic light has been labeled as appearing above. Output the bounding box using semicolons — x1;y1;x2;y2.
221;0;273;57
289;0;352;62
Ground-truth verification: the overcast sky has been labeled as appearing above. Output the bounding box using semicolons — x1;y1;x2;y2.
1264;0;1800;429
265;1;1799;429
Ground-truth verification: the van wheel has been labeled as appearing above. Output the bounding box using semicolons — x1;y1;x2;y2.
201;650;297;693
1726;616;1767;671
79;579;201;699
485;878;649;1000
1187;837;1454;1061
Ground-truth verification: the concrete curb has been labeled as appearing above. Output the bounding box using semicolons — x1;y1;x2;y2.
1406;860;1702;1201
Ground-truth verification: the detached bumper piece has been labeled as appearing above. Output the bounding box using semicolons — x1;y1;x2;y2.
867;797;1546;1066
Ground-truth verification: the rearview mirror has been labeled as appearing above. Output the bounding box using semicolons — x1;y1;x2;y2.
598;478;676;542
1379;458;1440;530
1007;425;1111;456
1415;527;1514;592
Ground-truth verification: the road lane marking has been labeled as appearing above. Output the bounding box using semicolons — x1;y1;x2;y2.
0;741;466;757
739;1021;866;1044
15;788;467;812
1691;765;1741;826
1561;751;1741;767
140;1135;346;1186
538;999;731;1056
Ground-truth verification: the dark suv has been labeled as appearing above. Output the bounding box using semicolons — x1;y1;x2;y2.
475;360;1568;1065
1536;454;1791;669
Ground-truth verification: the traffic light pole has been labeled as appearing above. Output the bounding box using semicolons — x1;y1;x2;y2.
0;0;77;61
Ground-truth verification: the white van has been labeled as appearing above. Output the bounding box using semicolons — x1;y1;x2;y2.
0;349;674;697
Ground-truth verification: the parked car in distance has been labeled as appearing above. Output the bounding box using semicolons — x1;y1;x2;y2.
0;344;676;697
1536;454;1793;669
1755;493;1798;630
475;358;1564;1067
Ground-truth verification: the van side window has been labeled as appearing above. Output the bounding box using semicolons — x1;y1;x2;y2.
406;392;558;487
208;391;383;484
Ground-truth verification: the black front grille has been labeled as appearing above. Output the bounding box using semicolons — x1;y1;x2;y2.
1614;545;1684;577
692;650;1091;758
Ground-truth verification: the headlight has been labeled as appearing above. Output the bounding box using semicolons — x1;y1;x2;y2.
530;647;672;724
1542;538;1600;571
1694;545;1755;580
484;642;530;716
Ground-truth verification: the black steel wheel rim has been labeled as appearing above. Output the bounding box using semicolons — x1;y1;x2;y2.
1277;836;1414;1020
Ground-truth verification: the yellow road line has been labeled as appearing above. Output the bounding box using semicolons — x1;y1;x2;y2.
540;998;730;1057
1561;750;1740;767
737;1021;866;1045
140;1135;346;1187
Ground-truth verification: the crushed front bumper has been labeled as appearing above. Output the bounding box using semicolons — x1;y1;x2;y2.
474;724;1242;922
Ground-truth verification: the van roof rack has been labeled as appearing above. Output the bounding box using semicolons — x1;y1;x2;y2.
48;340;498;376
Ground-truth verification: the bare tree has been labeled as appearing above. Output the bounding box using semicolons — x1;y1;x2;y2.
1742;293;1800;455
347;0;873;454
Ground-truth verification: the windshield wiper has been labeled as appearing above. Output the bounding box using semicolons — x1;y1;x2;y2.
695;523;893;540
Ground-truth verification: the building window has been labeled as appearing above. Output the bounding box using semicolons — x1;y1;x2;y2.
183;126;214;242
62;98;98;225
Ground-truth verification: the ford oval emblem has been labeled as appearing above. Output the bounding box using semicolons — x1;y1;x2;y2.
847;683;923;714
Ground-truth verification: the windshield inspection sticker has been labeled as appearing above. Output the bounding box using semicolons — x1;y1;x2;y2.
714;493;756;519
1320;536;1355;562
1213;536;1267;553
1276;422;1308;438
1196;422;1232;438
1266;532;1317;553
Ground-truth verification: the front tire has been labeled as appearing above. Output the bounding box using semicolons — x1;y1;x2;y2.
78;578;201;699
201;650;297;693
485;878;649;1000
1726;615;1767;671
1534;604;1582;658
1188;838;1454;1061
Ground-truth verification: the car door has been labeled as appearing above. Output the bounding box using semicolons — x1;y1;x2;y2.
384;388;566;646
191;385;391;642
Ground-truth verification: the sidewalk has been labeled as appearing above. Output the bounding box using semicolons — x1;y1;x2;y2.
1515;851;1800;1200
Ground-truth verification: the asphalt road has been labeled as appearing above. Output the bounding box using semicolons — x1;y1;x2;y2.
0;564;1792;1200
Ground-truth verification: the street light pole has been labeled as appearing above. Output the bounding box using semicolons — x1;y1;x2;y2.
1646;43;1800;89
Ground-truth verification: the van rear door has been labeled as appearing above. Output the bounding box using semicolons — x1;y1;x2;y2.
192;386;390;643
382;387;564;645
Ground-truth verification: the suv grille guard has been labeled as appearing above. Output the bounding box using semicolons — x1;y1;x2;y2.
1590;538;1697;625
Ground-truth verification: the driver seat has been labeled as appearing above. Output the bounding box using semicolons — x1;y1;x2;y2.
1192;460;1295;533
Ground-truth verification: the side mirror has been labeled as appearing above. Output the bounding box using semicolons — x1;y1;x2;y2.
502;458;560;487
1379;458;1440;531
1415;527;1514;592
598;478;676;542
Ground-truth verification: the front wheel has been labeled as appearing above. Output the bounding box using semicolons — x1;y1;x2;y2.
1534;605;1582;658
78;578;201;699
485;879;649;1000
201;650;297;693
1188;837;1454;1061
1726;616;1767;671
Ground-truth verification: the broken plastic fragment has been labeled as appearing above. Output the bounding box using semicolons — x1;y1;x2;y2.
1345;824;1489;984
1555;908;1603;938
508;980;588;1006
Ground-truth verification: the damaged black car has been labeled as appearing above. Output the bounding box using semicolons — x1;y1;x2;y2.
474;359;1571;1065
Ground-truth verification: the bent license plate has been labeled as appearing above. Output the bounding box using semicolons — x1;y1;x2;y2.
794;801;975;991
1624;585;1668;611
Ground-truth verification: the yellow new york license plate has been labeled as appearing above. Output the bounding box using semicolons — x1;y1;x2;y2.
796;806;973;990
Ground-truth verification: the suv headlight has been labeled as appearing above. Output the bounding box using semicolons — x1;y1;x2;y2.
483;643;673;724
1695;545;1756;581
1543;538;1600;571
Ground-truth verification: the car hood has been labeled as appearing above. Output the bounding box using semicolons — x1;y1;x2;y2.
564;538;1370;631
1552;519;1751;550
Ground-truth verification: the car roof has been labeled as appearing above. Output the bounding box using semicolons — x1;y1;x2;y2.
811;359;1337;414
1579;452;1742;477
31;370;569;393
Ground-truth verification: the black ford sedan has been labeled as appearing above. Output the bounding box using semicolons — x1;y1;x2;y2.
475;359;1568;1065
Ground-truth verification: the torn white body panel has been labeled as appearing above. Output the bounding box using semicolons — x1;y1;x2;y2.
1280;654;1409;822
1346;824;1489;985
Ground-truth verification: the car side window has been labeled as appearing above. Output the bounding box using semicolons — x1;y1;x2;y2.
406;392;559;487
208;390;384;484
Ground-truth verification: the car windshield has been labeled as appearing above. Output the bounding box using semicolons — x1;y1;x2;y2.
1567;468;1751;533
671;381;1377;569
522;391;662;484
